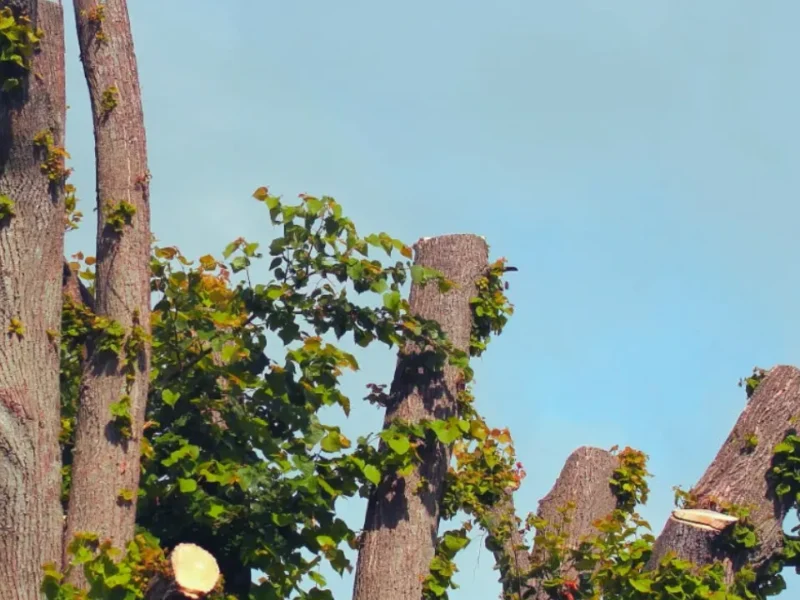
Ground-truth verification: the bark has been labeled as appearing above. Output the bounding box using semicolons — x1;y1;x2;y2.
647;365;800;581
64;0;151;574
530;447;618;599
483;447;618;599
484;494;534;599
62;259;94;311
144;544;220;600
0;2;67;599
352;234;488;600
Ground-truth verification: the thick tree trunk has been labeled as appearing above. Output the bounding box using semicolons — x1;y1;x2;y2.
352;234;488;600
647;365;800;581
0;2;67;598
530;446;617;599
64;0;151;573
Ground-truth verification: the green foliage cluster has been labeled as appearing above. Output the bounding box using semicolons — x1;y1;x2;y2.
51;188;516;600
0;7;42;93
100;85;119;116
65;185;83;231
33;129;73;183
103;200;137;233
739;367;768;400
81;4;108;43
47;190;800;600
0;193;15;224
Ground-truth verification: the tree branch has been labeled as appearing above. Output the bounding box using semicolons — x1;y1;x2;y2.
62;259;94;310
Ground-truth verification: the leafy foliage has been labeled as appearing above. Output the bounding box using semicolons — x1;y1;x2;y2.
53;188;515;599
103;200;137;233
49;189;800;600
100;85;119;116
33;129;73;183
0;193;15;224
0;6;42;93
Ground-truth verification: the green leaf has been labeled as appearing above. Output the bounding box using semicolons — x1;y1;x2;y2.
222;240;240;258
410;264;425;284
320;431;349;453
363;464;381;485
161;389;180;407
387;433;411;455
630;578;652;592
178;478;197;493
383;291;401;313
230;256;250;273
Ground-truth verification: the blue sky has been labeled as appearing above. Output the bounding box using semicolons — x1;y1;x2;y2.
63;1;800;597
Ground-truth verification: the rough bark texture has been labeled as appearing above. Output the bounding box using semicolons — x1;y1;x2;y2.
484;494;534;599
64;0;151;572
530;447;618;598
0;2;67;598
648;365;800;580
63;259;94;310
352;234;488;600
483;447;617;599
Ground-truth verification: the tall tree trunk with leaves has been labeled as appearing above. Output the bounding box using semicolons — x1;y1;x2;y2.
0;1;67;598
353;234;488;600
63;0;151;568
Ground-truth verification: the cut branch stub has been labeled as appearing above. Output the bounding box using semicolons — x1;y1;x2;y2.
648;365;800;578
145;543;220;600
671;509;739;532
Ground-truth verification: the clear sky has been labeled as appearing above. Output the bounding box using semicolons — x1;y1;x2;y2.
63;1;800;597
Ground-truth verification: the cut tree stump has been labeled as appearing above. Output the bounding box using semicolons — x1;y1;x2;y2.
648;365;800;582
145;544;220;600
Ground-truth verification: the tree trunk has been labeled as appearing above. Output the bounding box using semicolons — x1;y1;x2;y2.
483;447;617;599
62;259;94;311
483;494;534;600
352;234;488;600
530;446;618;599
647;365;800;582
0;2;67;598
64;0;151;573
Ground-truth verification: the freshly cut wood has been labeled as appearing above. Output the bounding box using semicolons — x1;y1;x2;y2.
352;234;489;600
671;509;739;532
145;544;220;600
648;365;800;580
